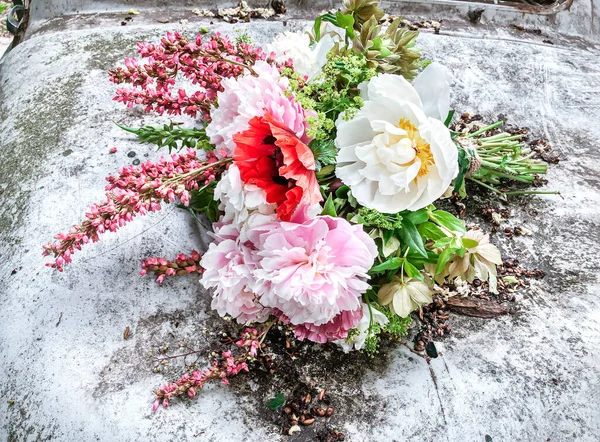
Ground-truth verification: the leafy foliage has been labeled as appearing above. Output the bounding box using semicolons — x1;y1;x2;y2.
309;139;337;171
285;52;376;141
181;183;220;222
116;122;213;153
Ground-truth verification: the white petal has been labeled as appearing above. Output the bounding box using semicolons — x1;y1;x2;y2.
366;73;423;109
335;115;374;148
392;287;414;318
407;281;433;305
477;243;503;265
413;62;451;122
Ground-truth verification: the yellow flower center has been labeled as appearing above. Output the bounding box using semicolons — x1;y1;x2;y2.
397;118;434;178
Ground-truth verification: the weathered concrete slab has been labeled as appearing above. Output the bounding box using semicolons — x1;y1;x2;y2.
1;1;600;441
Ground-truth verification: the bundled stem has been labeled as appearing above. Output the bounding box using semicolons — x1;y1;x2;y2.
455;121;559;196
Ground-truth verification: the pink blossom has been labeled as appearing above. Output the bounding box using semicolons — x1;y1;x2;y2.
152;327;261;410
205;60;313;156
140;250;203;282
109;147;117;154
277;307;363;343
199;222;271;324
109;32;269;121
43;150;228;271
247;209;378;332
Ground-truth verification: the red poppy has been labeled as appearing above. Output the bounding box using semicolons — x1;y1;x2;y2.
233;112;322;221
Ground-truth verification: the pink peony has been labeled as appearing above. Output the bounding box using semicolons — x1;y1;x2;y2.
247;208;378;329
277;307;363;344
205;61;312;156
200;222;270;324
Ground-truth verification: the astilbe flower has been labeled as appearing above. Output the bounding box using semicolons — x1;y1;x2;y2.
152;328;260;410
109;32;269;121
140;250;204;283
42;149;229;271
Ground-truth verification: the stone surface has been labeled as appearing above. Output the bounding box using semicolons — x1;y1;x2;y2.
1;1;600;441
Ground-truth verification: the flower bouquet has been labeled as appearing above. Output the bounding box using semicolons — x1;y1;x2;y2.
43;0;555;413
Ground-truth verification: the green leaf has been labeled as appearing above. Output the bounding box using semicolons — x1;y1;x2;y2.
321;194;337;217
435;247;457;275
335;12;355;38
443;109;455;128
431;236;453;249
418;222;447;241
309;139;337;171
313;16;322;40
403;208;429;225
403;260;423;281
370;257;403;274
461;238;479;249
382;228;394;245
266;393;286;410
398;219;428;258
429;210;467;234
335;185;349;198
315;164;335;181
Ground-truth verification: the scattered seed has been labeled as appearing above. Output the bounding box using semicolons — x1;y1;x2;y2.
123;326;131;340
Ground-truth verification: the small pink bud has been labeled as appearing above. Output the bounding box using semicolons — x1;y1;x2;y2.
187;387;196;399
152;398;160;411
109;147;117;154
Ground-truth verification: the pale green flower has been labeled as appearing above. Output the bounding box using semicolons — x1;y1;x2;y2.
378;276;433;318
447;229;503;293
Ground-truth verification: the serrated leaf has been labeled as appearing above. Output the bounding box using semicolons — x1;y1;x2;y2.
266;393;285;410
418;222;447;241
403;208;429;225
370;257;403;274
399;218;428;258
429;210;467;234
403;260;423;280
321;194;337;217
435;247;457;275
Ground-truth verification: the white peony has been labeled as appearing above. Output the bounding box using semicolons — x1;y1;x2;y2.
267;31;334;81
213;164;275;226
335;302;389;352
335;63;458;213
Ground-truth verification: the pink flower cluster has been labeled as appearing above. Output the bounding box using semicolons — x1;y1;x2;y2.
109;32;269;121
43;149;229;271
140;250;204;283
201;208;378;343
152;328;260;410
